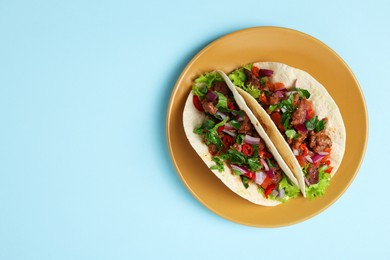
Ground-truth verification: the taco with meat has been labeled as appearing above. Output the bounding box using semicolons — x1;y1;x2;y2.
183;70;300;206
225;62;346;199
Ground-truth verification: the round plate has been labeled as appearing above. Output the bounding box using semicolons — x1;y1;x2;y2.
166;27;368;227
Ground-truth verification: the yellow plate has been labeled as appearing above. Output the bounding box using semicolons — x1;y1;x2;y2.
166;27;368;227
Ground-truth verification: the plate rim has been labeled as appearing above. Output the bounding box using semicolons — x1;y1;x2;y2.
166;26;368;227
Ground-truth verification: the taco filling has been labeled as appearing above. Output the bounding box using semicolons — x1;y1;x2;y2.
191;71;300;202
229;64;335;199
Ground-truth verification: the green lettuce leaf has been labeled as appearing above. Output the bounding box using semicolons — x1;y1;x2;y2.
192;71;223;98
269;176;300;203
215;91;227;110
228;68;246;88
305;166;331;199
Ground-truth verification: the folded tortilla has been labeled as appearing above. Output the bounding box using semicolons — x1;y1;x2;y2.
183;70;299;206
232;62;346;197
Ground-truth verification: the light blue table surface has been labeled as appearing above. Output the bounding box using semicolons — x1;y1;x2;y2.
1;0;389;259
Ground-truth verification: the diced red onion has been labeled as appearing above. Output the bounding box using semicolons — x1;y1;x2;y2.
259;69;274;77
295;124;307;133
278;188;285;199
293;149;299;156
311;154;325;163
216;111;227;119
223;129;236;137
275;91;284;98
304;177;310;187
255;171;266;185
266;169;276;180
236;115;244;121
271;189;279;197
231;164;249;174
317;151;329;156
305;155;313;163
224;123;234;131
244;135;261;144
260;158;269;171
206;90;218;102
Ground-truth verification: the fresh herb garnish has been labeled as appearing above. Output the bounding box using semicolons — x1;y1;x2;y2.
229;120;241;130
215;91;228;110
204;119;215;130
247;157;262;172
259;77;266;85
219;148;246;166
265;158;276;168
236;134;245;144
193;123;204;134
204;117;229;149
296;88;311;99
240;175;249;189
281;112;292;130
233;169;242;176
305;116;326;132
210;157;224;172
269;92;295;113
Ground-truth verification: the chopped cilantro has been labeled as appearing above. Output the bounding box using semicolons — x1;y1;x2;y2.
229;120;241;130
240;175;249;189
305;116;326;132
236;134;245;144
210;157;224;172
296;88;311;99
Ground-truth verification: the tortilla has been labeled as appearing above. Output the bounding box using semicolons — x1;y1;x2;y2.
183;70;299;206
233;62;346;197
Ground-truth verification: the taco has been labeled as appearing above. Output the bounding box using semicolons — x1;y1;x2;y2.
183;70;300;206
226;62;346;199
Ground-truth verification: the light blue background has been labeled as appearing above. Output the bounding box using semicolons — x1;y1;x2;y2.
0;0;389;259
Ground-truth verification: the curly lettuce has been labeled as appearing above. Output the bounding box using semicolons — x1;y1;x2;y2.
192;71;223;98
306;166;331;200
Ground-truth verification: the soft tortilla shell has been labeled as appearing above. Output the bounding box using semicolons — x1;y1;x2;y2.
182;70;300;206
238;62;346;196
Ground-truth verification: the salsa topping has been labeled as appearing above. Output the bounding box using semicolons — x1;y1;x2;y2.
229;65;334;199
192;72;299;202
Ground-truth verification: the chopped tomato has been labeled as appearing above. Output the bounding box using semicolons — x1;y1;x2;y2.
193;95;203;111
324;160;331;166
271;112;284;131
259;92;267;104
320;155;330;163
259;150;273;159
251;66;259;77
274;82;285;90
244;172;255;180
306;109;315;120
227;101;235;110
325;167;333;174
222;135;233;148
324;147;332;153
296;155;307;167
217;126;224;133
299;144;309;156
261;176;273;190
242;144;254;156
264;184;276;198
